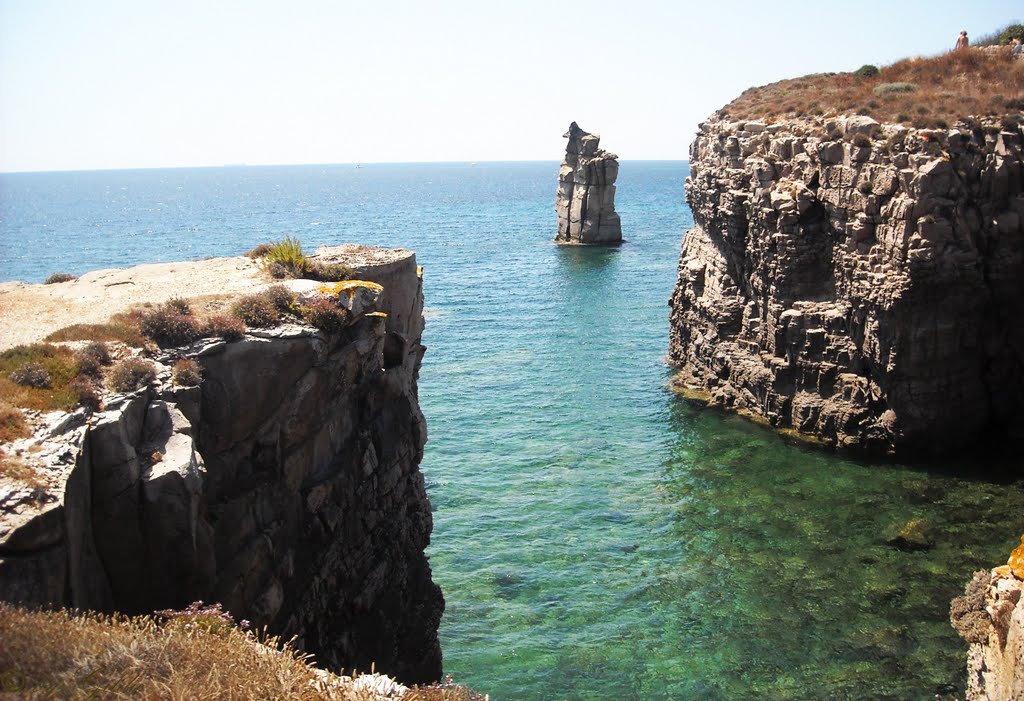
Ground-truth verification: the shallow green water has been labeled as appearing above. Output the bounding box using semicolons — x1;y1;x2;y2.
415;163;1024;700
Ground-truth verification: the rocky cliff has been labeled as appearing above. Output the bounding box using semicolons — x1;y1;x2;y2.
0;246;443;683
668;113;1024;453
555;121;623;244
951;537;1024;700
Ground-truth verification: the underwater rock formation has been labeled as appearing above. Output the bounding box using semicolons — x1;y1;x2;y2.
668;113;1024;453
0;246;443;684
555;121;623;244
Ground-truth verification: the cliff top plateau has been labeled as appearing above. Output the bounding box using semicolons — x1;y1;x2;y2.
720;46;1023;132
0;241;451;691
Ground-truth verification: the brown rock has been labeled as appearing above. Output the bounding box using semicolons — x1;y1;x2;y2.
1009;535;1024;579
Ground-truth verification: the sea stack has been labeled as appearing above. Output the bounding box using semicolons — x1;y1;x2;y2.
555;122;622;244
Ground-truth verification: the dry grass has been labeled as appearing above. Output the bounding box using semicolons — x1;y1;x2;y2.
45;310;148;348
0;449;45;489
0;344;82;412
0;401;29;443
0;604;485;701
722;48;1024;128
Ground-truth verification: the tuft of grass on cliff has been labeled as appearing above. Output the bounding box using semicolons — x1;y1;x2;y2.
721;47;1024;129
0;603;486;701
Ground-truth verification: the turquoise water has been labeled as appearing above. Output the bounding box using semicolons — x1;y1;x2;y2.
2;163;1022;699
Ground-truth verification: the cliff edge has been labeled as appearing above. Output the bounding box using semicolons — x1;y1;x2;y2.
668;111;1024;453
0;245;443;683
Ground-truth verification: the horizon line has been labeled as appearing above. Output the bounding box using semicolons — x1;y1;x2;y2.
0;158;690;177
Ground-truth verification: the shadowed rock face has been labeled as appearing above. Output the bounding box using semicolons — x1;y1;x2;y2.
0;247;443;684
668;114;1024;454
555;121;623;244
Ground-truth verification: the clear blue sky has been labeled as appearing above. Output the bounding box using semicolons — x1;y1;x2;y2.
0;0;1019;172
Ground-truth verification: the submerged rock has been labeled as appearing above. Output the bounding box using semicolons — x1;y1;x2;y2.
555;122;623;245
886;518;935;551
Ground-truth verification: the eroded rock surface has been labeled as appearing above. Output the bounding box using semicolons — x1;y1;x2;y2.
555;121;622;244
951;544;1024;700
0;246;443;684
669;114;1024;453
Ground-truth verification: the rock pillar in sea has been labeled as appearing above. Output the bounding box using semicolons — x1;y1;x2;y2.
555;121;623;244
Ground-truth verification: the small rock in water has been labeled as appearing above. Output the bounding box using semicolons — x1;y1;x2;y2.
886;518;935;551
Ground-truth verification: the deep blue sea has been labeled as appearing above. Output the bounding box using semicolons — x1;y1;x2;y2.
1;162;1022;700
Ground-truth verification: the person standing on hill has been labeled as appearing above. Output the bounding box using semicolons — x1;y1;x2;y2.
955;30;969;50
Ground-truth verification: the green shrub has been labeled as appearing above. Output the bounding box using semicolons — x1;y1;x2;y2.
10;362;52;389
975;22;1024;47
855;64;879;78
107;358;156;393
0;344;83;412
203;314;246;341
44;272;76;284
307;261;354;282
140;304;203;348
264;236;308;278
172;359;202;387
299;298;351;333
873;82;917;96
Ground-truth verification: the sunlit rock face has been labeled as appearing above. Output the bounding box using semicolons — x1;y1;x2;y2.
669;113;1024;454
555;121;623;244
0;246;444;684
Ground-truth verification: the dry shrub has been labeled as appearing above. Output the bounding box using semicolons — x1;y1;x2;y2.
10;362;52;389
69;377;102;412
246;242;273;258
44;272;76;284
231;294;280;327
107;358;156;393
308;261;355;282
74;342;111;377
203;314;246;341
0;603;416;701
723;49;1024;127
264;284;298;312
0;451;46;489
0;401;29;443
140;303;203;348
171;359;202;387
300;297;351;333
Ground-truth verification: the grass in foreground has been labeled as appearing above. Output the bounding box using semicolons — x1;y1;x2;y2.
0;603;485;700
722;48;1024;129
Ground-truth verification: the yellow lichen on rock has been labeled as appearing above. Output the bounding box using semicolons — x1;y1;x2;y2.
1008;535;1024;579
317;280;384;297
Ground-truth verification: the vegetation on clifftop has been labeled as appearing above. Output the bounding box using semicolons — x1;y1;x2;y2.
0;603;485;701
722;46;1024;129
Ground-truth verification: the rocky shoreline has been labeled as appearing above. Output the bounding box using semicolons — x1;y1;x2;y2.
669;112;1024;454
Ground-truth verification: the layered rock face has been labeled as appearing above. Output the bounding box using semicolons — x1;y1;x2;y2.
951;538;1024;700
0;247;443;683
669;114;1024;452
555;121;623;244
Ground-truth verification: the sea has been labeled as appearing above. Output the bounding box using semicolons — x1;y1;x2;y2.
1;162;1022;700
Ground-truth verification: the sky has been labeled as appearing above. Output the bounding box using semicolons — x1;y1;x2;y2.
0;0;1020;172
